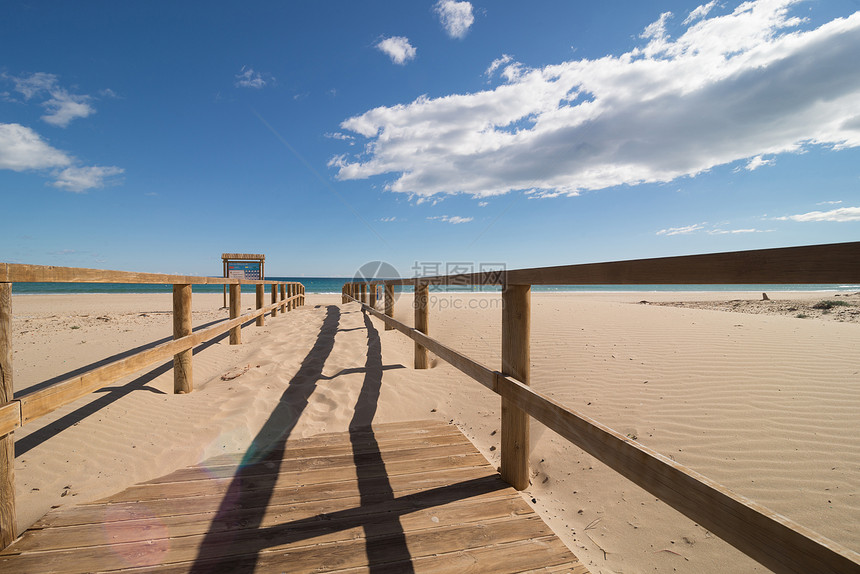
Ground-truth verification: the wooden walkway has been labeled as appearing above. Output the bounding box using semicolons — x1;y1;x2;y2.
0;420;587;573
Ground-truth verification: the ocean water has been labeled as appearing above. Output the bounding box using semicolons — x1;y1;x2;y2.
9;277;859;295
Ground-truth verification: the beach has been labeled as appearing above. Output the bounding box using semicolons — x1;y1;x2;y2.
7;290;860;573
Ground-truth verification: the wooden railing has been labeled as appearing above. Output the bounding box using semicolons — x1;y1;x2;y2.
342;241;860;574
0;263;305;548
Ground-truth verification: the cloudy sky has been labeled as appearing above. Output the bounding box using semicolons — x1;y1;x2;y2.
2;0;858;276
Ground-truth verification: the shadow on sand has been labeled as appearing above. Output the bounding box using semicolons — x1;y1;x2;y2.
188;305;506;572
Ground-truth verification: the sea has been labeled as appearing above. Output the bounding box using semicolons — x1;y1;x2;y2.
9;278;860;295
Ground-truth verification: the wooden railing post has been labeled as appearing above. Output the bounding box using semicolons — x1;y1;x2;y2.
414;280;429;369
229;284;241;345
360;283;367;306
368;283;377;310
501;283;530;490
0;282;17;548
301;284;305;306
271;284;278;318
172;284;193;394
288;284;294;311
255;284;265;327
384;283;394;331
280;283;287;312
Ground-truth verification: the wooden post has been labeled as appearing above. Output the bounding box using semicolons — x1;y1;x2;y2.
368;283;377;310
280;283;287;312
501;284;530;490
414;280;429;369
360;283;367;307
222;259;227;308
301;284;305;306
384;283;394;331
0;283;17;548
229;284;241;345
255;284;265;327
172;284;193;394
271;284;278;318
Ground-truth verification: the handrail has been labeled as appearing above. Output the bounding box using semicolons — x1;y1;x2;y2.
341;241;860;574
377;241;860;286
0;264;307;547
1;262;281;285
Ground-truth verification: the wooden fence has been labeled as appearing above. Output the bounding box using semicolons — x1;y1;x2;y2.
0;263;305;548
342;241;860;574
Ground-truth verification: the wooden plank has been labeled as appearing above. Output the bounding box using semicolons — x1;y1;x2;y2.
255;284;265;327
146;440;478;483
414;280;429;369
384;284;394;331
0;283;15;548
377;241;860;286
9;490;525;554
501;284;529;490
34;466;503;529
0;513;553;573
0;402;19;437
104;451;488;504
331;536;587;574
228;284;241;345
494;374;860;574
172;284;192;394
270;283;278;317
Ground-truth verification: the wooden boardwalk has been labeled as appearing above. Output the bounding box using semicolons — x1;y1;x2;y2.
0;420;587;573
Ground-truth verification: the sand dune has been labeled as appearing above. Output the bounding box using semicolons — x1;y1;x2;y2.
7;291;859;573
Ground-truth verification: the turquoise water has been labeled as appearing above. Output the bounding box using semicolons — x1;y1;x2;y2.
9;277;859;295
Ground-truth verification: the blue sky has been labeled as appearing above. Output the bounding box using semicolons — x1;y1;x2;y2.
2;0;859;277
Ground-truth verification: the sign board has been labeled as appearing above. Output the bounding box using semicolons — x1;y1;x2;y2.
227;261;262;280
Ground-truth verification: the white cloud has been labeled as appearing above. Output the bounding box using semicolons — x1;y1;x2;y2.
234;66;273;89
333;1;860;198
52;166;125;193
0;123;123;192
434;0;475;39
428;214;473;224
485;54;513;78
376;36;417;65
0;123;72;170
776;206;860;222
6;73;98;127
817;200;842;205
684;1;718;25
10;72;58;99
745;155;774;170
656;223;706;236
657;221;771;235
41;91;95;127
379;216;398;222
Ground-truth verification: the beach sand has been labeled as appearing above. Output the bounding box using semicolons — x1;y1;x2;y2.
7;290;860;573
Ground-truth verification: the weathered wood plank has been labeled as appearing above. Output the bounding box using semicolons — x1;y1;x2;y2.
377;241;860;286
414;280;429;369
9;491;526;553
501;284;530;491
172;284;192;394
0;514;554;573
0;402;18;437
0;263;296;286
34;468;506;530
105;452;488;504
0;283;16;548
146;440;478;483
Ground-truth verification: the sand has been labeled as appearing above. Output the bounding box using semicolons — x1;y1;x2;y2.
6;290;860;573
